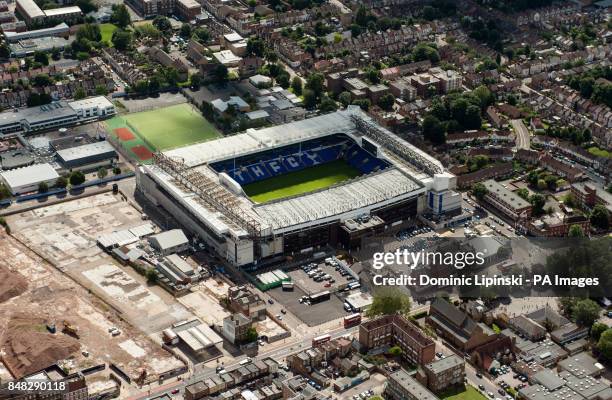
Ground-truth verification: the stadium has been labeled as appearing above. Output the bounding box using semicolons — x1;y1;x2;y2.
136;107;461;267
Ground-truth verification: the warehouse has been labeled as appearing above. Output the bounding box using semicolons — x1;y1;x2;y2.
56;141;117;170
149;229;190;255
0;163;59;194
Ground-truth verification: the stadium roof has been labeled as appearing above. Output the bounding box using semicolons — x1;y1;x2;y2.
253;168;424;232
0;163;58;190
163;109;357;168
56;140;116;163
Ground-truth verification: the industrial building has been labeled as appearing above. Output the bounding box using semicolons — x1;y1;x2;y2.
56;141;117;170
0;163;59;194
15;0;81;25
3;22;69;42
0;97;116;135
148;229;190;255
171;319;223;355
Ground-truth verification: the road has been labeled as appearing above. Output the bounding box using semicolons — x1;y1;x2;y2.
128;326;359;400
510;119;530;150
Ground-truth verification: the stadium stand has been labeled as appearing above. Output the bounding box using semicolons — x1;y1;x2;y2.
210;134;389;186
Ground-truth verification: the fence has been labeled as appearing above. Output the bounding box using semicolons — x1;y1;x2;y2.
14;172;135;203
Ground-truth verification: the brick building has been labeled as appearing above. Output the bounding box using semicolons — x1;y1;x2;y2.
359;314;435;366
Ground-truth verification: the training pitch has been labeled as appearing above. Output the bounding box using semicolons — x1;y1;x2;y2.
243;160;360;203
123;103;220;151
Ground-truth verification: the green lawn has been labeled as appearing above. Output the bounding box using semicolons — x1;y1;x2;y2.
441;385;488;400
588;146;611;159
124;103;220;151
100;23;118;44
243;160;360;203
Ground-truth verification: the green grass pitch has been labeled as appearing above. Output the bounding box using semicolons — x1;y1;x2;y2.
100;23;118;44
123;103;220;151
243;160;361;203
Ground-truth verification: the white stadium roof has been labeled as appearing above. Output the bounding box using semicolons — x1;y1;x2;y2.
253;168;424;232
144;108;442;236
163;110;356;168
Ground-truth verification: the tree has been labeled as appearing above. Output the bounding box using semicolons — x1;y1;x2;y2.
212;64;228;83
113;167;122;175
336;92;351;108
305;72;325;97
112;29;132;50
95;85;108;96
69;171;86;186
190;73;202;89
245;327;258;343
422;115;445;145
366;287;411;317
145;268;158;284
591;322;608;342
590;204;609;230
97;167;108;179
378;93;395;111
303;89;317;109
291;76;303;96
152;16;172;34
318;95;337;113
471;182;489;200
387;346;403;357
33;51;49;66
179;23;192;39
472;85;494;110
77;23;102;42
246;37;266;57
38;181;49;193
568;225;584;237
412;43;440;63
572;299;600;329
464;104;482;129
111;4;131;28
33;74;52;87
516;188;530;200
193;27;210;44
365;68;380;84
74;88;86;100
0;43;10;59
352;98;371;111
598;329;612;360
530;194;546;216
55;176;68;188
0;183;11;200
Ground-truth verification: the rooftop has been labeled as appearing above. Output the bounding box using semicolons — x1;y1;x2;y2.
424;354;464;374
0;163;58;189
149;229;189;250
56;141;116;163
389;369;438;400
483;179;531;210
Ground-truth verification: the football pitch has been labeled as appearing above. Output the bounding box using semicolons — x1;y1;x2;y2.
122;103;220;151
243;160;361;203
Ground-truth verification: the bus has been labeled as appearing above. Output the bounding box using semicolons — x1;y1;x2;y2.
312;334;331;347
343;313;361;328
309;290;330;304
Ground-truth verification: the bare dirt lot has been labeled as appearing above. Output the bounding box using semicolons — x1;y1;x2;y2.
0;232;184;381
6;193;194;334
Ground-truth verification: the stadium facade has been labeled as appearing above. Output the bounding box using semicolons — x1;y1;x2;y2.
136;107;461;267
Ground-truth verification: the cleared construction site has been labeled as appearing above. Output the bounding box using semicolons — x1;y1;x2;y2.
0;218;185;383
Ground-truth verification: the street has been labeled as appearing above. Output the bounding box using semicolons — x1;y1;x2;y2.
510;119;530;151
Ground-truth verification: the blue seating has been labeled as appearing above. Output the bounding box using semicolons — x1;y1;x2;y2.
209;134;390;186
